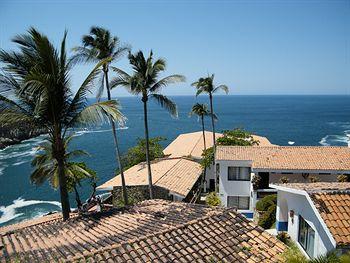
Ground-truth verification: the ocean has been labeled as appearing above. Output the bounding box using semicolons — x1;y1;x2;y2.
0;95;349;226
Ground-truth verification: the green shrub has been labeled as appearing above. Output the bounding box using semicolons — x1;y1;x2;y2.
280;176;289;184
255;194;277;211
337;174;349;183
281;242;307;263
258;204;276;229
276;232;290;245
206;192;221;207
309;175;320;183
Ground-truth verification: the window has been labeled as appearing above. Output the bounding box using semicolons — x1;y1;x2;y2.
228;167;251;181
227;196;250;210
298;216;315;258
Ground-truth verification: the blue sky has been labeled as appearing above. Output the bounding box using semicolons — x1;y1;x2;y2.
0;0;349;96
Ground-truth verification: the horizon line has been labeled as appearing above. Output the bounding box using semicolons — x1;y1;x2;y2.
89;94;350;99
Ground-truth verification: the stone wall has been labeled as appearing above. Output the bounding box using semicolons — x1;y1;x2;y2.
112;185;170;207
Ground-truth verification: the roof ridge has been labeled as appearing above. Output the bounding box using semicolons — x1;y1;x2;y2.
66;207;238;262
217;145;349;148
0;212;73;235
0;200;174;235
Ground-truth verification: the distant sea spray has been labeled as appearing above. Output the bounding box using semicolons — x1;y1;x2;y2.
319;122;350;146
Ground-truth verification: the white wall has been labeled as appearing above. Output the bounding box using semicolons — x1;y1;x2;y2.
217;160;253;213
276;190;336;258
204;164;215;191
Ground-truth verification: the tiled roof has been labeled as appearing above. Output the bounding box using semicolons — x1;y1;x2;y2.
163;131;223;159
310;192;350;247
271;183;350;247
0;200;285;262
216;146;350;171
163;131;274;159
97;158;202;197
273;182;350;192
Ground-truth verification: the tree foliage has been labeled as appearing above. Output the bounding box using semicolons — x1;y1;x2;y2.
200;128;259;168
111;50;185;198
201;147;215;168
205;192;221;207
0;28;123;219
119;137;166;172
216;128;260;146
256;194;277;229
73;26;130;206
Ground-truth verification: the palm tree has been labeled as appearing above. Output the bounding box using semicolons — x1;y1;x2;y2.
31;136;96;210
189;103;217;150
0;28;124;220
191;74;229;153
111;50;185;198
72;26;130;205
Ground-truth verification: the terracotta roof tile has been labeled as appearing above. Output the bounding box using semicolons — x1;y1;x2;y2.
310;192;350;247
217;146;350;171
98;157;203;197
273;182;350;247
163;131;274;159
0;200;285;262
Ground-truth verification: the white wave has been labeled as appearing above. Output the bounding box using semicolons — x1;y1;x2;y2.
288;141;295;145
73;127;129;137
0;147;39;161
327;121;350;130
12;160;28;166
319;133;350;146
0;198;61;225
319;135;330;146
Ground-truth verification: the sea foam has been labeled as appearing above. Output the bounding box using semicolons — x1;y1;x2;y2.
0;198;61;225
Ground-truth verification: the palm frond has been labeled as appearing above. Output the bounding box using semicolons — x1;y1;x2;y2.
72;100;126;127
66;149;89;159
214;84;229;94
70;47;99;65
95;72;105;101
195;88;204;97
112;45;131;61
0;109;36;125
150;94;178;118
150;74;186;93
66;57;110;124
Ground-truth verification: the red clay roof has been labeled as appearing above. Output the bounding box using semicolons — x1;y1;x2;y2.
97;157;202;197
0;200;285;262
273;183;350;247
163;131;274;159
216;146;350;171
311;191;350;247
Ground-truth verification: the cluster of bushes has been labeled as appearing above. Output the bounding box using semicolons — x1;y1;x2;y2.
115;137;166;174
281;243;350;263
205;192;221;207
256;194;277;229
201;128;259;168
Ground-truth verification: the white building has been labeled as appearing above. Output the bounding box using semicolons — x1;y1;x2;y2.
163;130;273;192
270;182;350;258
215;146;350;219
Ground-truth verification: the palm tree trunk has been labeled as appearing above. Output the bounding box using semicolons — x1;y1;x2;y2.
142;96;153;199
201;115;207;192
201;115;206;150
73;185;82;209
209;93;218;192
104;68;128;206
56;137;70;220
209;93;216;152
